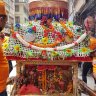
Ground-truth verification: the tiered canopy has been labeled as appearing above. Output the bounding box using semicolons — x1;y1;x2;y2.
29;0;68;20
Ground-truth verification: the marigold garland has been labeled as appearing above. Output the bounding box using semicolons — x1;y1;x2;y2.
13;23;65;48
12;20;87;51
60;21;74;38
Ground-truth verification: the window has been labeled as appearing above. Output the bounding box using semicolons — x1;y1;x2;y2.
15;0;19;3
15;16;20;23
15;5;19;12
25;18;26;23
9;16;14;24
25;18;28;23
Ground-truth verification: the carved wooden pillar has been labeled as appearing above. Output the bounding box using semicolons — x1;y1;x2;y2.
16;61;23;75
16;61;20;75
72;62;78;96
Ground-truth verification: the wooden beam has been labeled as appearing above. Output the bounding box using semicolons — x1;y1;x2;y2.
78;79;96;96
17;60;79;65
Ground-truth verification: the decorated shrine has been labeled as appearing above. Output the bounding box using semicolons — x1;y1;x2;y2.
2;0;96;96
5;14;93;61
4;0;95;61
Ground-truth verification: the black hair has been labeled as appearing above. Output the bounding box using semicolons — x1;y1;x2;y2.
87;13;93;17
0;14;7;32
0;14;7;19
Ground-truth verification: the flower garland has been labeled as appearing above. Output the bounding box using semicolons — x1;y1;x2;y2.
33;23;65;48
14;22;65;48
14;44;22;53
32;18;65;48
60;21;74;38
79;47;91;54
64;49;75;56
12;21;87;52
15;31;87;51
2;36;9;50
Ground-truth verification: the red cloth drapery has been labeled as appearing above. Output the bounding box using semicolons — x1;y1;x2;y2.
18;84;41;95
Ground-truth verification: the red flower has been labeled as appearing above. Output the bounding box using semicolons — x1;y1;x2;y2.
41;50;47;56
56;38;62;43
77;36;80;38
12;32;17;39
56;32;62;38
44;29;48;33
44;29;49;37
44;33;48;37
49;25;53;29
32;26;36;32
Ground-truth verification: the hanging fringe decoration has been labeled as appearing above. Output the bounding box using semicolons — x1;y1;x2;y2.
29;7;68;20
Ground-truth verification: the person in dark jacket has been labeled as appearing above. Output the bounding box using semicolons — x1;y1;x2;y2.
8;60;13;74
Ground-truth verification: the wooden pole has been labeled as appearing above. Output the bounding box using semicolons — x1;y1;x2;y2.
73;62;78;96
78;79;96;96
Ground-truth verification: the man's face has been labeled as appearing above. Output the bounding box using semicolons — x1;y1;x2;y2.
88;18;95;29
0;15;7;31
84;16;95;30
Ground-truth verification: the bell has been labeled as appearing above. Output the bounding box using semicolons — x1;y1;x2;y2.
89;37;96;50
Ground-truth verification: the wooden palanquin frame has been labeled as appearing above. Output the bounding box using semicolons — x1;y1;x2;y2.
16;60;79;96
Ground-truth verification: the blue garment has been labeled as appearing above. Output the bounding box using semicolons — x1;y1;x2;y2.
0;90;7;96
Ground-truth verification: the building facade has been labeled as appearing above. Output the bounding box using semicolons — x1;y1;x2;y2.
68;0;86;22
15;0;28;24
77;0;96;21
68;0;74;21
68;0;96;25
4;0;15;24
3;0;15;35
